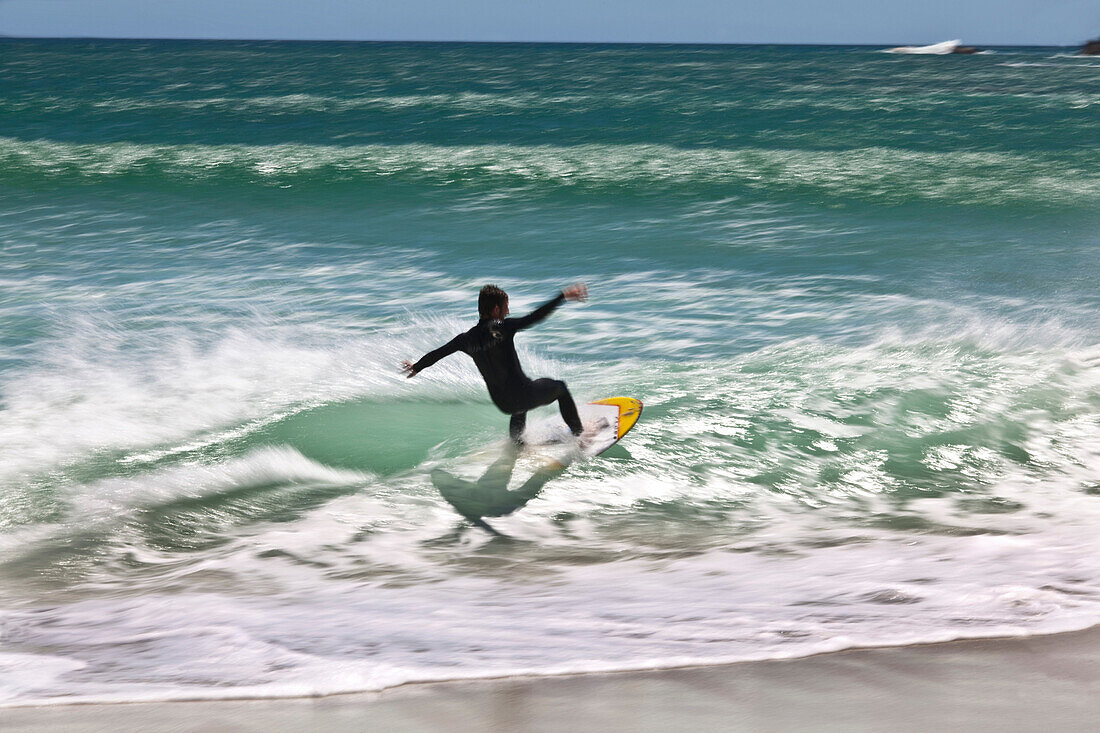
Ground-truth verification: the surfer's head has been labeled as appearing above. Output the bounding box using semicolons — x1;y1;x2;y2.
479;284;509;319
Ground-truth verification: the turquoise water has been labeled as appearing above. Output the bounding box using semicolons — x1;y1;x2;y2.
1;40;1099;704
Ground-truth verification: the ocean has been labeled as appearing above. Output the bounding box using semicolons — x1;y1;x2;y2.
1;39;1098;706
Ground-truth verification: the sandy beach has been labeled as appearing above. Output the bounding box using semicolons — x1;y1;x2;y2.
5;626;1099;732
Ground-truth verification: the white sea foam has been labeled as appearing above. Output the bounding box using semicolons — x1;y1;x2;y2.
3;333;1098;705
0;654;86;704
2;136;1096;206
2;521;1097;706
0;311;500;486
70;446;369;518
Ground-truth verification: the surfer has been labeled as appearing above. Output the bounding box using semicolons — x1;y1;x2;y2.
402;283;588;445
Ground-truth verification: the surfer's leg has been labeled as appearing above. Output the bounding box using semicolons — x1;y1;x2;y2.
509;411;527;445
528;378;583;436
556;382;584;436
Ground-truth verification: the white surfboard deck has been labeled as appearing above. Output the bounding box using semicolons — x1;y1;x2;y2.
524;402;621;457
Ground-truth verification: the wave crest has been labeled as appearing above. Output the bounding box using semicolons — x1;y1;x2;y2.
2;137;1095;208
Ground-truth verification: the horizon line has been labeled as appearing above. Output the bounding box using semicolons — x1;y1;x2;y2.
0;35;1093;48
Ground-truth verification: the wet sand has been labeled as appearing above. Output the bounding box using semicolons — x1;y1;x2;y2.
5;627;1100;732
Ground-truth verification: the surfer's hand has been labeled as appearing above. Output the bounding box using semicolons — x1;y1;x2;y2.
400;360;419;378
562;282;588;302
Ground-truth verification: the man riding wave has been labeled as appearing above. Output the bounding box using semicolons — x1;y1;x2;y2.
402;283;588;445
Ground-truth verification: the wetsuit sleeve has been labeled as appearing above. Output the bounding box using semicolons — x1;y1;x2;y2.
411;334;465;372
507;292;566;332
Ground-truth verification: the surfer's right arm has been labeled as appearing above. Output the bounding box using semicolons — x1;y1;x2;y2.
402;334;465;378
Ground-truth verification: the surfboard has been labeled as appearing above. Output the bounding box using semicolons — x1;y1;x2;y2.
524;396;644;462
433;396;643;525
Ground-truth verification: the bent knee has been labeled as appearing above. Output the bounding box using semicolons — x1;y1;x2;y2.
548;379;570;398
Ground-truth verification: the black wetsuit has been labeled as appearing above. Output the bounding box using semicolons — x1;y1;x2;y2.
410;292;583;443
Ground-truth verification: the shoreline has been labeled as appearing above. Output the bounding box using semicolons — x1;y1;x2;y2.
6;625;1100;731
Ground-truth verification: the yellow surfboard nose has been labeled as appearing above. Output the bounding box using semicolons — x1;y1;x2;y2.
590;396;644;441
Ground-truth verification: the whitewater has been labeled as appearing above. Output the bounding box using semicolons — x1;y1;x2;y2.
1;39;1098;706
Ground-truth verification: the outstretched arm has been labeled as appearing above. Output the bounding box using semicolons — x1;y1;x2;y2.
401;334;464;378
509;282;588;332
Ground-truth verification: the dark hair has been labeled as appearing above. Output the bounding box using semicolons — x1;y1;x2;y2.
479;284;508;318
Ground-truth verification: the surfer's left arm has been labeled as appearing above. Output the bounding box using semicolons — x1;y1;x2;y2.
509;282;588;332
402;334;464;378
